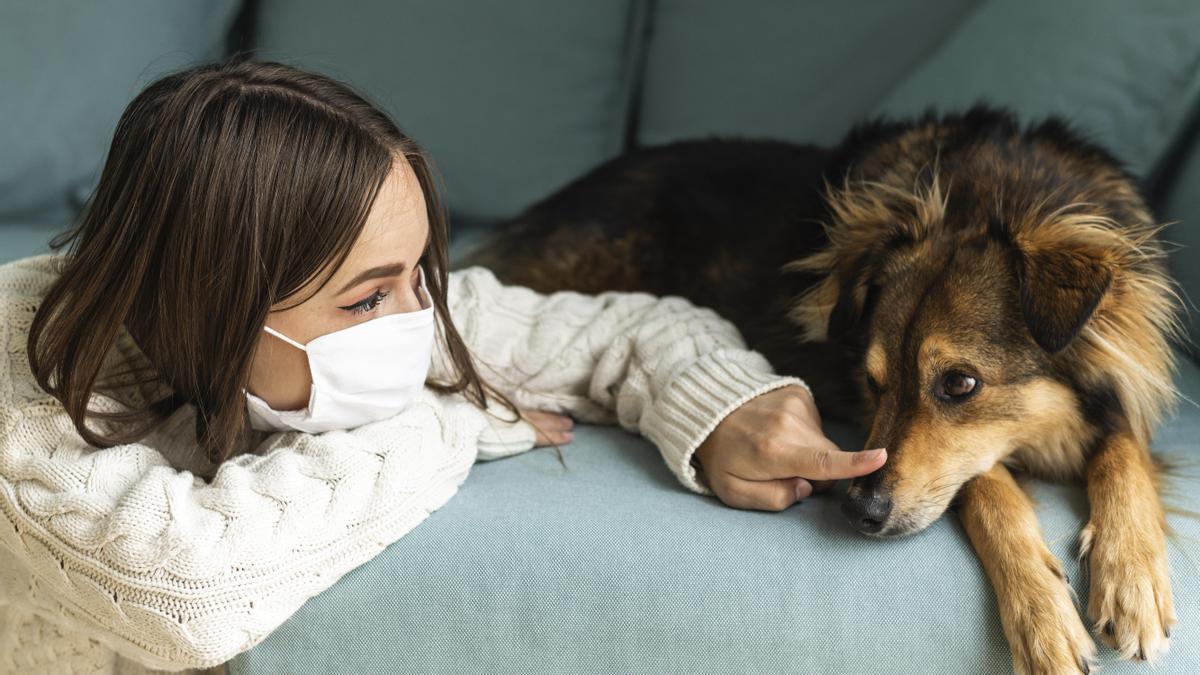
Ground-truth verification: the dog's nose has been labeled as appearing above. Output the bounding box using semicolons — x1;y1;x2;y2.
841;491;893;534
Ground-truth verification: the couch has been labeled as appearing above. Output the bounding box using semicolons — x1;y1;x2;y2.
2;1;1198;673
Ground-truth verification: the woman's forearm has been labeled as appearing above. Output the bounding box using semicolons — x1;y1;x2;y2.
435;267;807;493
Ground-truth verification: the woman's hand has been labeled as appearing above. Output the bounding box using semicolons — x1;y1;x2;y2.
694;385;886;511
520;409;574;446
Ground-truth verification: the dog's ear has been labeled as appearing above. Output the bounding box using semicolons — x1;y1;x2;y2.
827;253;880;348
827;283;863;343
1017;246;1113;353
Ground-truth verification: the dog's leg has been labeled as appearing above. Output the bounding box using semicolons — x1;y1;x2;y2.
959;463;1095;674
1081;431;1175;661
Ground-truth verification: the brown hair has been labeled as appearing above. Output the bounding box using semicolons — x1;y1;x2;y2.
27;58;514;464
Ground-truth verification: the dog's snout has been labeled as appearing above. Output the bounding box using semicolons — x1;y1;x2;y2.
842;490;893;534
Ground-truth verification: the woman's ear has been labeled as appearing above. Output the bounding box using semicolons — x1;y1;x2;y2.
1017;245;1113;354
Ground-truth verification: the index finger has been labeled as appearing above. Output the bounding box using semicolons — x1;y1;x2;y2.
790;445;887;481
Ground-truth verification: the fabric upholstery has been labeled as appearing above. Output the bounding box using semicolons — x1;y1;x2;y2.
0;0;240;224
873;0;1200;183
0;222;62;265
1160;130;1200;352
636;0;981;148
254;0;640;222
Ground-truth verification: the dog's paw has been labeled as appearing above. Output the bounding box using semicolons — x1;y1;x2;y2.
1080;522;1176;662
1005;548;1097;675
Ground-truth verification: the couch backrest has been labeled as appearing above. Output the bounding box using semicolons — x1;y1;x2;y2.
0;0;241;225
254;0;642;224
1161;125;1200;353
635;0;982;148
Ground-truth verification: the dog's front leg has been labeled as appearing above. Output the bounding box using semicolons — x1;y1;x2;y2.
959;463;1095;674
1081;431;1175;661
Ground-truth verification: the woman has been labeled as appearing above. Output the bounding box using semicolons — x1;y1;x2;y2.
0;60;885;672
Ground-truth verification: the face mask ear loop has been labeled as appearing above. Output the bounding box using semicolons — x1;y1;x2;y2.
263;325;308;351
417;264;433;310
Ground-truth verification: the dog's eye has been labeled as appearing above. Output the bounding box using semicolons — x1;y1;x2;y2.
936;372;978;401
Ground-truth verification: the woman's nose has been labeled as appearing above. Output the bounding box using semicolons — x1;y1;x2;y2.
389;286;425;314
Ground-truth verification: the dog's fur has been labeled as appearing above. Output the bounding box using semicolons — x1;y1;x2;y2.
469;107;1182;673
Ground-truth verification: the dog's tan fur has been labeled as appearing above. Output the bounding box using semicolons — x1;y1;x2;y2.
959;463;1098;674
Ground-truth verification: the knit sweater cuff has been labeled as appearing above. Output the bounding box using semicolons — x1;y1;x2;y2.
641;351;809;496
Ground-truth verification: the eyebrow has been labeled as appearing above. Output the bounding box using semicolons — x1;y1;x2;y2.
336;262;407;295
335;231;431;296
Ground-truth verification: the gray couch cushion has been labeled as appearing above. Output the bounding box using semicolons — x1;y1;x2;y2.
874;0;1200;181
636;0;982;147
1161;130;1200;352
0;221;65;265
255;0;640;222
0;1;240;222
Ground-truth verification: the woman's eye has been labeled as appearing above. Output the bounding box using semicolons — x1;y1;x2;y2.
935;371;979;401
340;290;390;315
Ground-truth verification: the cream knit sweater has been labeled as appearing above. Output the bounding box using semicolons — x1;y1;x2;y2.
0;254;804;674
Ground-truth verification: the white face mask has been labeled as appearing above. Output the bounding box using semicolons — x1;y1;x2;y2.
245;266;436;433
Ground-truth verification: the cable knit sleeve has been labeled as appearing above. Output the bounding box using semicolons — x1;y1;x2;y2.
431;266;809;495
0;256;527;671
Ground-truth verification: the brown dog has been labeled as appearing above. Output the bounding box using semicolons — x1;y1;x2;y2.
469;107;1182;674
